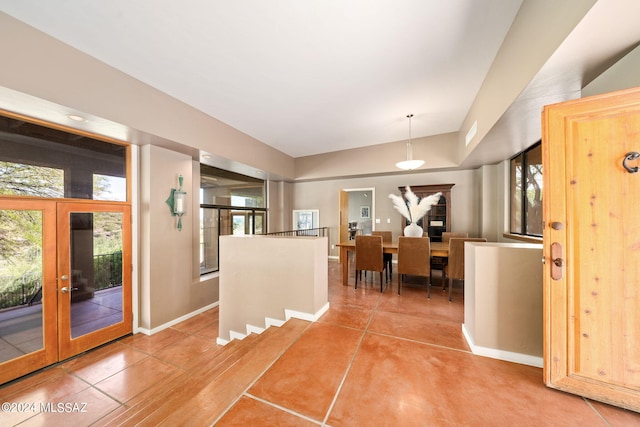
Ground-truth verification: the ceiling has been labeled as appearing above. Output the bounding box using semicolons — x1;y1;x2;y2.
0;0;524;158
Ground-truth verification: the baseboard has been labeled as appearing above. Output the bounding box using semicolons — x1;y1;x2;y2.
285;302;330;322
134;301;220;336
218;303;331;346
462;324;543;368
265;317;286;328
246;324;265;335
229;330;248;341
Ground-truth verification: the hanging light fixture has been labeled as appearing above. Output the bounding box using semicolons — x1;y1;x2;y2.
395;114;425;170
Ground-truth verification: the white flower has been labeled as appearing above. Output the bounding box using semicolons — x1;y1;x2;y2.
388;186;441;223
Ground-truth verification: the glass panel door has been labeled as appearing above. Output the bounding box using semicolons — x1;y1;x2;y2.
57;202;132;360
0;200;57;384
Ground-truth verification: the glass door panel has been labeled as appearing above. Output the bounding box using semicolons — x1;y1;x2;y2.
57;203;131;360
0;200;57;384
69;212;124;339
232;213;247;235
0;209;44;360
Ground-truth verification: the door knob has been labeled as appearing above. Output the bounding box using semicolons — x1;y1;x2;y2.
61;287;69;293
60;275;69;281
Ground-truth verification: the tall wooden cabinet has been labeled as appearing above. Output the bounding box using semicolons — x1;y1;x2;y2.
398;184;454;241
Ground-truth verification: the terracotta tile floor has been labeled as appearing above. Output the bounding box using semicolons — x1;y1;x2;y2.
1;260;639;426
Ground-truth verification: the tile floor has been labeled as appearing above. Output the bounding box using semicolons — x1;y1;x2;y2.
1;260;639;426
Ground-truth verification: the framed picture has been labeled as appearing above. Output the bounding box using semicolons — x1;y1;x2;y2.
360;206;370;219
292;209;319;230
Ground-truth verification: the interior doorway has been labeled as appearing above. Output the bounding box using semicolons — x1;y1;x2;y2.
338;188;375;243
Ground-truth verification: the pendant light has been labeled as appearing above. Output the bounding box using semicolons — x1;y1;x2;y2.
395;114;425;170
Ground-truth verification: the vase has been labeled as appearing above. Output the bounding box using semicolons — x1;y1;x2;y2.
404;222;423;237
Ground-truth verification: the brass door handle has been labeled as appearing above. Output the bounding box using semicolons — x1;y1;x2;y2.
550;242;563;280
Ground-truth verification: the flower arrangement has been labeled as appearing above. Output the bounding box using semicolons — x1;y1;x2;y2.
388;186;441;236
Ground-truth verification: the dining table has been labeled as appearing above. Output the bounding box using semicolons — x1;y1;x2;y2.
336;240;448;286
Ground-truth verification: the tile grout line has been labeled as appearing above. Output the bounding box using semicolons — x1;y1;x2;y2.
243;392;324;425
321;292;382;426
583;397;612;427
210;320;314;425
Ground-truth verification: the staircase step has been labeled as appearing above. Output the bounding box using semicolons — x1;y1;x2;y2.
96;318;310;426
96;335;260;427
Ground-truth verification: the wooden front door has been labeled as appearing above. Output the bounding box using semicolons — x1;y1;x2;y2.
542;86;640;412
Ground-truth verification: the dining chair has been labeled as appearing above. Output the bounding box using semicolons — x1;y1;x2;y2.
355;235;387;292
443;237;486;301
436;232;469;289
441;232;469;243
397;236;431;297
372;231;393;282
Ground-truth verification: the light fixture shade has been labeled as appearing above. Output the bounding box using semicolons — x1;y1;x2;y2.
395;159;425;170
173;191;187;215
396;114;425;170
165;174;187;231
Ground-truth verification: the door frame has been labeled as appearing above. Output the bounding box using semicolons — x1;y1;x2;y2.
56;201;132;360
0;199;58;384
0;198;133;383
338;187;376;242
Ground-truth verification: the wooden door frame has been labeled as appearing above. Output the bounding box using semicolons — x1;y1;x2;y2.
0;198;133;384
56;201;132;360
0;199;58;384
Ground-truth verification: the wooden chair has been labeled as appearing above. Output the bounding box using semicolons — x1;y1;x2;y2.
355;235;387;292
443;237;486;301
397;236;431;297
436;232;468;289
442;232;469;243
372;231;393;282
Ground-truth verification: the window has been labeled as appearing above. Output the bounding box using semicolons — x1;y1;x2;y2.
199;165;266;274
510;142;542;237
0;115;128;201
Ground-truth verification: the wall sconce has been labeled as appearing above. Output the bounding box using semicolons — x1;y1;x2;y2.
166;175;187;231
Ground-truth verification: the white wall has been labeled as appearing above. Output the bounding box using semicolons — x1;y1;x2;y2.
582;44;640;97
463;242;544;367
219;235;329;341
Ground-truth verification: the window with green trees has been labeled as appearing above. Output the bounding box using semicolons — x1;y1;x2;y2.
510;142;543;237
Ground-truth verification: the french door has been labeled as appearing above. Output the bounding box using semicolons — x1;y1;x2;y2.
0;199;131;384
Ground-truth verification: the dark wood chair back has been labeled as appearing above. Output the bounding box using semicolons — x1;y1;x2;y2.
372;231;393;280
397;236;431;296
355;235;386;291
397;236;430;277
441;232;468;243
372;231;392;243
